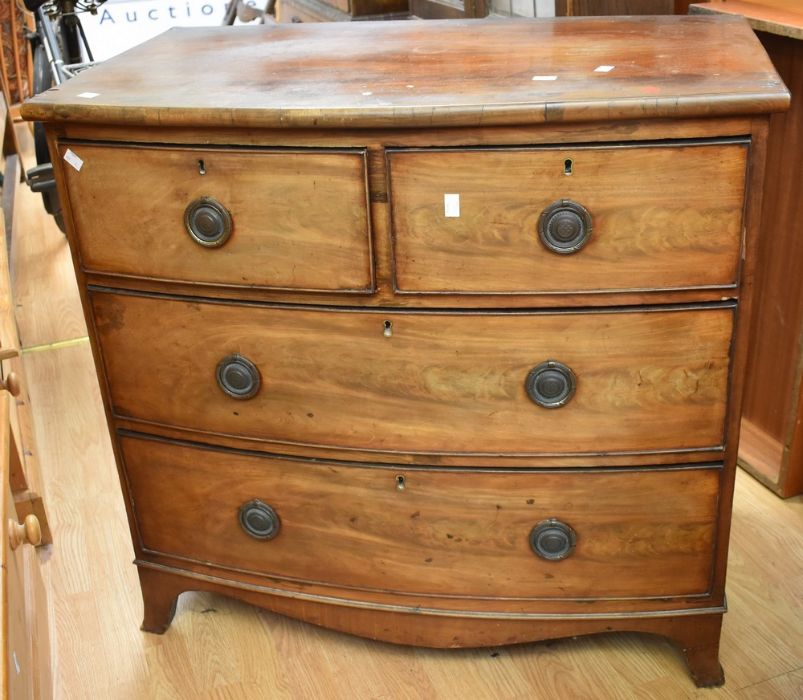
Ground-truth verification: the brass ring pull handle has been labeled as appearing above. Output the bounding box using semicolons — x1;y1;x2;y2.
537;199;592;254
238;499;281;540
529;519;576;561
525;361;576;409
184;196;233;247
216;354;261;400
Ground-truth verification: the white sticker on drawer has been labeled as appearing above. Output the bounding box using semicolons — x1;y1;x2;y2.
63;148;84;172
444;193;460;218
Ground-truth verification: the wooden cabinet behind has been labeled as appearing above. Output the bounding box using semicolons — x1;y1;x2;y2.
692;1;803;497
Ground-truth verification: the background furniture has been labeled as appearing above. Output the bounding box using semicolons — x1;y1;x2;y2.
24;16;787;687
0;89;52;700
692;0;803;498
278;0;686;23
557;1;674;14
277;0;408;23
0;2;33;110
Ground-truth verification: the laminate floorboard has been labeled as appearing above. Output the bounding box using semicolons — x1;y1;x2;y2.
9;126;803;699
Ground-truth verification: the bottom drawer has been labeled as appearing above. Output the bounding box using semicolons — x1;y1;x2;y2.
121;434;719;601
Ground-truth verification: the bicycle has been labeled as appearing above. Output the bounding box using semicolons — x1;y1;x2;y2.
22;0;106;231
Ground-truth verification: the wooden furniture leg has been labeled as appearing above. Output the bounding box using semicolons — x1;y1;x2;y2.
138;566;182;634
664;613;725;688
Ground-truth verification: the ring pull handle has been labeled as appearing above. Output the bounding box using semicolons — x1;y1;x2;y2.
184;196;233;247
529;519;576;561
537;199;592;254
525;361;576;409
239;500;281;540
216;354;261;400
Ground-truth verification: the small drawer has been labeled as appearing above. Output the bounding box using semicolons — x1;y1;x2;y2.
388;141;747;295
122;434;719;600
58;142;373;292
93;290;734;459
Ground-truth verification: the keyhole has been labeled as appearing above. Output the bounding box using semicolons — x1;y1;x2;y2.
395;474;406;490
383;320;393;337
564;158;573;176
198;159;206;175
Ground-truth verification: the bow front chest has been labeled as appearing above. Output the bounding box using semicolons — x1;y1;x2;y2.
22;16;788;687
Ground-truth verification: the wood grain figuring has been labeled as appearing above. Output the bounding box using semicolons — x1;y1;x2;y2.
91;292;734;458
58;142;373;292
122;435;719;602
20;18;789;129
389;142;747;294
20;15;789;687
13;202;803;697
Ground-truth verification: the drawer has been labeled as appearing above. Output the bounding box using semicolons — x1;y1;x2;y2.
122;435;719;600
93;291;734;458
58;142;373;292
388;141;748;294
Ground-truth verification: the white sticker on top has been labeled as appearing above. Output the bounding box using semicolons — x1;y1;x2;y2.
594;65;615;73
63;148;84;172
532;75;558;81
444;193;460;218
77;91;100;98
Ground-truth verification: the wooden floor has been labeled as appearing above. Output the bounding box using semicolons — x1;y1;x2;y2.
6;152;803;699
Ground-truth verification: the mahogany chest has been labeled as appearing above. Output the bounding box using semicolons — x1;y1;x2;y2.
22;17;788;687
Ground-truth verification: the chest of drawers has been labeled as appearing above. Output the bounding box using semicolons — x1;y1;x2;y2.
22;17;788;687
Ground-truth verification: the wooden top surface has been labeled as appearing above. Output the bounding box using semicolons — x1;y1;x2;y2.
22;16;788;129
691;2;803;41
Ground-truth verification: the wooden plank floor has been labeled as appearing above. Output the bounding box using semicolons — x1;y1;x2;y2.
7;151;803;699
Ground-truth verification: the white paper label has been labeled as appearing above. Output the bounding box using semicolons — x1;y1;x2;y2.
594;65;615;73
444;194;460;218
77;91;100;98
532;75;558;81
63;149;84;172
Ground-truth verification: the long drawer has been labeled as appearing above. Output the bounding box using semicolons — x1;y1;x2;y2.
388;141;747;294
92;290;734;458
58;142;373;292
122;434;719;600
